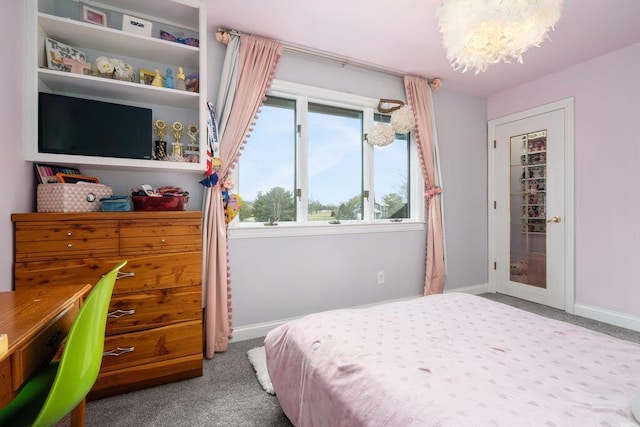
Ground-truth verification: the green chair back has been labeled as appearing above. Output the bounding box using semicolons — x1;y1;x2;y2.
0;261;126;427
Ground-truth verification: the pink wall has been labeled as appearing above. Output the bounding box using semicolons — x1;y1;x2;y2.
488;43;640;317
1;2;32;292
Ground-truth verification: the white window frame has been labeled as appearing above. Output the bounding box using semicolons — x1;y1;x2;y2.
229;80;424;239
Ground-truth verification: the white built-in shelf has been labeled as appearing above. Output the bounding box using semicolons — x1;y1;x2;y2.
38;13;199;69
38;68;199;109
30;150;205;172
26;0;207;172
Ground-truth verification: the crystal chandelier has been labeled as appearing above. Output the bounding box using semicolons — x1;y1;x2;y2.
436;0;564;74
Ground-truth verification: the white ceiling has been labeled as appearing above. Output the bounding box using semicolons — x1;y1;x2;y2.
209;0;640;97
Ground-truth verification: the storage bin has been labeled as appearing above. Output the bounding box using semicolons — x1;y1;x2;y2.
37;182;113;212
131;195;188;211
100;196;133;212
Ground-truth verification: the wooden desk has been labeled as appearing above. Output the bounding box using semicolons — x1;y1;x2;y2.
0;284;91;423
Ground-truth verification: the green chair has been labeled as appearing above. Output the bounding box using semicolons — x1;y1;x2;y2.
0;260;127;427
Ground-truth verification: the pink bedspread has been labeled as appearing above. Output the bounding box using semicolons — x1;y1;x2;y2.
265;293;640;426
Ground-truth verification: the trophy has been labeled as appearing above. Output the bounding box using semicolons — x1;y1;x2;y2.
185;124;199;163
153;120;167;160
170;121;184;161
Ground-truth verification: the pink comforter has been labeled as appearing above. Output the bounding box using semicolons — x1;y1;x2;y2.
265;293;640;426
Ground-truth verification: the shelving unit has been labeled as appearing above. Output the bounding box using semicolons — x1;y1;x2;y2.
509;130;547;287
517;132;547;235
25;0;207;172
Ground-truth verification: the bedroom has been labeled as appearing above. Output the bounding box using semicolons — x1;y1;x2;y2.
0;0;639;425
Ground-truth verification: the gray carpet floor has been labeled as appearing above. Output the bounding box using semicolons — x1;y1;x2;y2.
57;293;639;426
59;336;292;427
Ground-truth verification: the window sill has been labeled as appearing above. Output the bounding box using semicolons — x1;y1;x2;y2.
228;221;426;239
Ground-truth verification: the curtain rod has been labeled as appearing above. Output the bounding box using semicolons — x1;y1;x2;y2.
220;28;407;79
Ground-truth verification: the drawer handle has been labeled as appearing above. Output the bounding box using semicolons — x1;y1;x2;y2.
107;309;136;318
46;329;63;347
67;243;73;248
161;238;166;243
103;346;135;357
67;232;73;237
116;271;135;280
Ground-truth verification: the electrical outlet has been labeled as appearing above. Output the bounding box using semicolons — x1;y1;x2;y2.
377;271;385;284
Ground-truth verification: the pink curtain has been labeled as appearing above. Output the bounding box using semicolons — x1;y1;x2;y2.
404;76;446;295
204;35;283;358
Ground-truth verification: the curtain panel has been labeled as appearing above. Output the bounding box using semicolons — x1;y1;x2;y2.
404;76;446;295
204;34;283;358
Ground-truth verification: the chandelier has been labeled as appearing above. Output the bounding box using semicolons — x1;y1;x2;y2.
436;0;564;74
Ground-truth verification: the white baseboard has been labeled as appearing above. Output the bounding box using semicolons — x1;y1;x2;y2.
230;294;422;343
230;317;297;343
573;303;640;332
445;283;491;295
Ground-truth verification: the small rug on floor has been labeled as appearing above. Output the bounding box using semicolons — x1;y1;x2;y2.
247;346;275;395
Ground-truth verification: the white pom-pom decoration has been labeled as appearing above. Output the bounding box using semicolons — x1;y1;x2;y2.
367;123;396;147
390;106;416;134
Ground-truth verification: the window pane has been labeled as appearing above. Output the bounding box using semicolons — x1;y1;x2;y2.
308;103;363;221
239;96;296;223
373;114;410;219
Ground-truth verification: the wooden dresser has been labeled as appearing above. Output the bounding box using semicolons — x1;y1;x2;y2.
11;211;203;399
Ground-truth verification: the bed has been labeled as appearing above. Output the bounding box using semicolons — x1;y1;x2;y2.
264;293;640;426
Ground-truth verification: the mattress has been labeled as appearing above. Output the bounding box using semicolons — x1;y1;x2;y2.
264;293;640;426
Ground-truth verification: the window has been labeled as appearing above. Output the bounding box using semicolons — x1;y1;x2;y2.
308;103;363;221
235;80;421;230
238;97;296;223
373;114;410;220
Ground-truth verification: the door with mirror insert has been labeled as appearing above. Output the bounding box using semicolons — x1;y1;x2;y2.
492;104;569;309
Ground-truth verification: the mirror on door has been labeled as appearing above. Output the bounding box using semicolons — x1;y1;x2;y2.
509;130;547;289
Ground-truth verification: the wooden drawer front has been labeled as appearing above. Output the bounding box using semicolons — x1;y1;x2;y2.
13;259;113;288
100;321;202;373
119;219;201;256
15;221;119;261
12;303;77;390
112;253;202;295
90;354;203;400
106;286;202;335
119;219;201;238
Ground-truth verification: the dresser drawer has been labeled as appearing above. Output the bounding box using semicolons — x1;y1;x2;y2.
119;219;201;256
14;259;108;288
119;219;201;238
15;221;119;262
112;253;202;295
100;321;202;373
90;354;203;400
106;286;202;335
12;303;77;390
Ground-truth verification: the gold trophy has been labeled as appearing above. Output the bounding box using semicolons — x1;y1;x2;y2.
185;124;199;163
170;121;184;161
153;119;167;160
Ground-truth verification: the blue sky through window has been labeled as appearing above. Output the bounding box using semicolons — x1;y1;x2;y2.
238;99;409;209
307;106;362;206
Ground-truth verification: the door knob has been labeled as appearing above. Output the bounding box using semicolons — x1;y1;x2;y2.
547;215;561;223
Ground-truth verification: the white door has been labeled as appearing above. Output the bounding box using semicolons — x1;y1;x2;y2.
488;99;574;310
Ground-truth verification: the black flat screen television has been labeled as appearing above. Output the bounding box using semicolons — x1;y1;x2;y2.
39;92;152;160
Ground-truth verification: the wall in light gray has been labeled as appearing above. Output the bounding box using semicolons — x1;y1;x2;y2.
229;230;426;325
431;88;488;289
225;49;489;327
